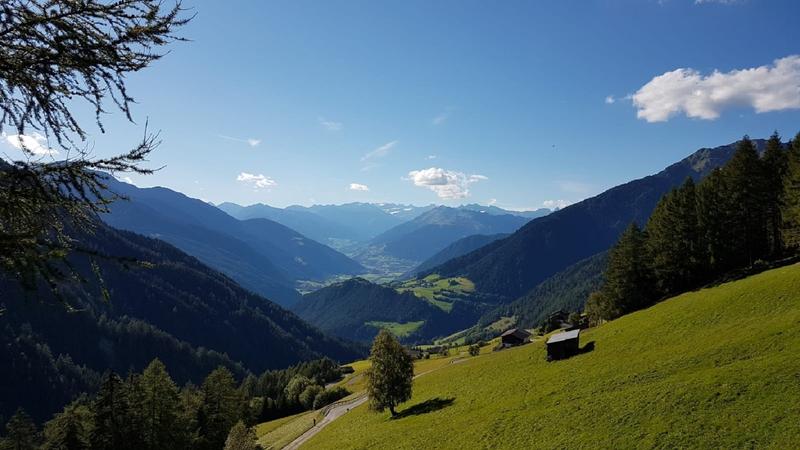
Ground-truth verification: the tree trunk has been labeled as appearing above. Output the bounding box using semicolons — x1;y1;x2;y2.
389;405;396;417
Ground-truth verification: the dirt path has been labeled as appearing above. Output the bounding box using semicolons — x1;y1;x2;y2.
282;359;463;449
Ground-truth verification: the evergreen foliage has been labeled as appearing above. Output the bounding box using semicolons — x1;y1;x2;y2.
366;330;414;417
783;133;800;249
0;0;189;295
590;133;800;322
0;409;38;450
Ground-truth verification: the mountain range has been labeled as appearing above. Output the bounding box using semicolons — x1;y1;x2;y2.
101;177;365;306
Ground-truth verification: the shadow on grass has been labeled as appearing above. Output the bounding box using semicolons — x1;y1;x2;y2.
579;340;595;355
391;397;455;420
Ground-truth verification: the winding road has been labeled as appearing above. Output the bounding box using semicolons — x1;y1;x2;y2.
282;356;467;449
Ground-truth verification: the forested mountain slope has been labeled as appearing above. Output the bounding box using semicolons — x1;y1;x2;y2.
422;140;767;301
0;222;363;423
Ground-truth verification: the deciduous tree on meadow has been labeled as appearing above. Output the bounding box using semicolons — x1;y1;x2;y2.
366;330;414;417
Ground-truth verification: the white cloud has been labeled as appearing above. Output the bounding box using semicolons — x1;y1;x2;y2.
236;172;276;190
362;141;397;161
407;167;487;199
487;198;497;206
319;117;343;131
695;0;742;4
543;199;571;210
2;132;58;156
218;134;262;147
632;55;800;122
426;155;437;160
605;95;616;104
349;183;369;191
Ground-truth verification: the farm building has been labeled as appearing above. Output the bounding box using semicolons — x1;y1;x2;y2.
404;348;423;359
546;329;580;360
500;328;531;347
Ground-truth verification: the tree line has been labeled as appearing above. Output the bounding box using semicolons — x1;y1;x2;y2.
0;358;350;450
587;133;800;323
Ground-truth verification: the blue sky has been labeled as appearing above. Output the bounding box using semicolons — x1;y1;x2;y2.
6;0;800;209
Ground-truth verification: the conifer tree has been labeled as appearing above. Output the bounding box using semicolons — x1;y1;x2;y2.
599;223;654;318
366;330;414;417
41;400;93;450
697;168;738;274
783;133;800;250
723;136;770;266
138;360;187;450
90;373;128;450
762;131;789;256
199;367;244;450
646;178;704;297
0;409;38;450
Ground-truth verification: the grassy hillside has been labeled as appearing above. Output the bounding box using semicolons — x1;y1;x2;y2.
302;263;800;449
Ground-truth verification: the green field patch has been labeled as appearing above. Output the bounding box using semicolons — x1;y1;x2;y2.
395;275;475;312
366;320;425;338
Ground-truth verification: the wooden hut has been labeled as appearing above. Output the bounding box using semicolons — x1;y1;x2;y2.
500;328;531;347
546;329;580;360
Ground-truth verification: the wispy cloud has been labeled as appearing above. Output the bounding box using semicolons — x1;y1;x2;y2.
407;167;487;199
362;141;397;161
543;199;571;210
236;172;276;190
632;55;800;122
319;117;343;131
694;0;743;4
426;155;437;160
218;134;262;147
349;183;369;191
2;132;58;156
605;95;616;104
432;108;453;125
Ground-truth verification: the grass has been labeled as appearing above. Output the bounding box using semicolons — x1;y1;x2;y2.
255;410;321;450
395;275;476;312
301;263;800;449
365;320;425;338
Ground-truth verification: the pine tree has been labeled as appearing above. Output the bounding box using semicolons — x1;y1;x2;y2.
762;131;789;256
199;367;244;450
223;421;262;450
723;136;770;266
91;373;128;450
783;133;800;250
138;359;187;450
646;178;704;297
41;400;93;450
365;330;414;417
0;409;38;450
599;223;655;318
697;168;738;274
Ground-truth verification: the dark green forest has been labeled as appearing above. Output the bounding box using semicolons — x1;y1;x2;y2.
0;358;350;450
587;133;800;322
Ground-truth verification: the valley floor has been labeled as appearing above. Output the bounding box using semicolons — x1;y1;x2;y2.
293;263;800;449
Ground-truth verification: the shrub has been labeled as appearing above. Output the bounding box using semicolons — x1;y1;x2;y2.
313;387;350;410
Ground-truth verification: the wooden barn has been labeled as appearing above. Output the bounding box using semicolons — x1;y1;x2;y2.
546;329;580;360
500;328;531;347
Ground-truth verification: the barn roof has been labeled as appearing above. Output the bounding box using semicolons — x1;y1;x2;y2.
546;329;580;344
501;328;531;339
